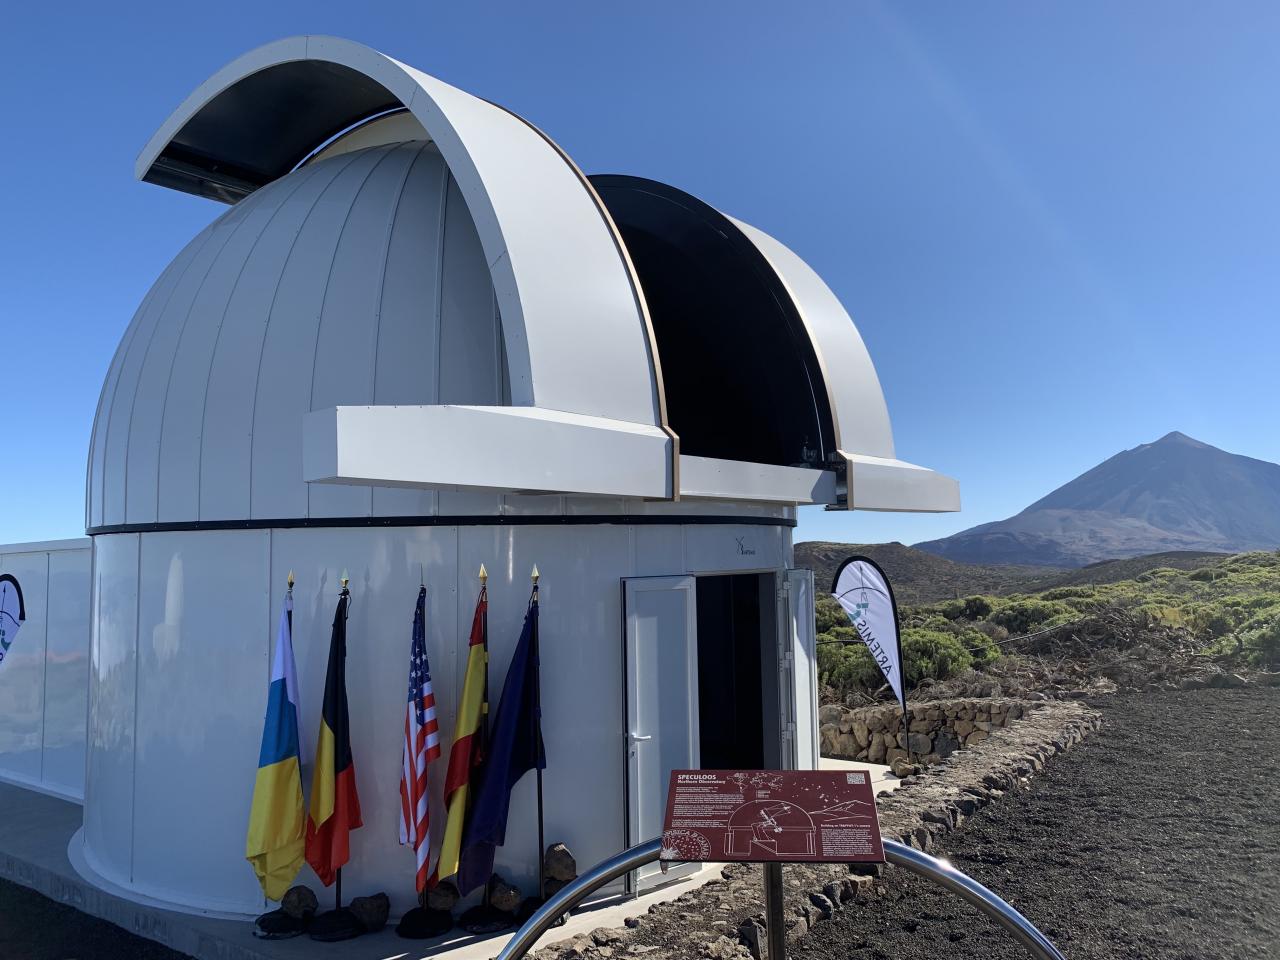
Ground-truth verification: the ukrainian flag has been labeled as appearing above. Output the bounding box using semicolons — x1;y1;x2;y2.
246;592;305;901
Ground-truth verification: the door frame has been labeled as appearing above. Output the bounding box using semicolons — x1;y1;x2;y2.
621;575;699;890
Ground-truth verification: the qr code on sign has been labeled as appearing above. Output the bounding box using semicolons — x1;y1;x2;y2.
846;773;866;784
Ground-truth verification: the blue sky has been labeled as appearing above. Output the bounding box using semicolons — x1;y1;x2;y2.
2;2;1278;547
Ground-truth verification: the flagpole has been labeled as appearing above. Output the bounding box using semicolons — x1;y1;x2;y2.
336;570;349;914
479;564;490;759
531;564;546;902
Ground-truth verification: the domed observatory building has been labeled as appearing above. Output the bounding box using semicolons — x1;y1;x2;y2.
81;38;958;916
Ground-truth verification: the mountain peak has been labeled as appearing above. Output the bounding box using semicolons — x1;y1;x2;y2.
1151;430;1211;448
914;433;1280;567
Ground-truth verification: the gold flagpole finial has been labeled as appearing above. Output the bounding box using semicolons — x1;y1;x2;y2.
531;564;540;585
340;569;349;591
478;563;488;584
287;570;295;590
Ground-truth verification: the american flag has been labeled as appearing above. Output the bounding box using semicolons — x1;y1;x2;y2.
399;586;441;892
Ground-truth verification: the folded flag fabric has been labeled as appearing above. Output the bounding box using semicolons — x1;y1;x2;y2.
457;590;546;895
431;585;488;887
246;592;305;901
399;587;442;893
305;589;363;887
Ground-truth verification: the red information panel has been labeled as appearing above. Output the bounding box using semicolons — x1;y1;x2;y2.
660;770;885;864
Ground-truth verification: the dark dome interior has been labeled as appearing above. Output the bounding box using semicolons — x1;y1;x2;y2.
590;175;834;468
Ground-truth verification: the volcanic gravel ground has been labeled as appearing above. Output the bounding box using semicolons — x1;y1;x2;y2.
794;687;1280;960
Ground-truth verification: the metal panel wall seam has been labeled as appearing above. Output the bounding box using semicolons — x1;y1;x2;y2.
245;148;369;520
194;160;333;521
304;146;406;519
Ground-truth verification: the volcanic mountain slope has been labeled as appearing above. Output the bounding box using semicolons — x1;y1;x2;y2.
915;432;1280;567
792;541;1062;604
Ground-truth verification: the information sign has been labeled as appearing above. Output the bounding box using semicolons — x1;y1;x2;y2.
660;769;884;864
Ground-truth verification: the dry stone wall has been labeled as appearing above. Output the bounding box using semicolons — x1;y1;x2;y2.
819;698;1036;767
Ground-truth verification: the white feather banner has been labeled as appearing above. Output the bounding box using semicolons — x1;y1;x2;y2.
831;557;906;717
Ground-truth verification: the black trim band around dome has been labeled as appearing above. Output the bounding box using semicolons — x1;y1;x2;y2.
86;514;796;536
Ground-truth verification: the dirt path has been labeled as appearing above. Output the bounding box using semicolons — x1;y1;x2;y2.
794;687;1280;960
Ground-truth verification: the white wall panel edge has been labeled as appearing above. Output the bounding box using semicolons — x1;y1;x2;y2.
844;452;961;513
304;405;671;498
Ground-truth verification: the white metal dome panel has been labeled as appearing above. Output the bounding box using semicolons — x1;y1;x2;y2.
121;221;228;526
198;157;364;522
88;141;509;528
102;230;224;527
87;245;195;529
307;143;423;520
368;145;449;519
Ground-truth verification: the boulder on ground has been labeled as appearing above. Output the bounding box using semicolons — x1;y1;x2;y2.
488;873;524;914
350;892;390;932
545;842;578;882
890;756;920;778
426;879;460;912
280;884;318;920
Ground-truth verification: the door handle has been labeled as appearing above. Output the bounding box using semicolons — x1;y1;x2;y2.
629;733;653;742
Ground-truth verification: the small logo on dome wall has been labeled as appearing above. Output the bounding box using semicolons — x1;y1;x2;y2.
0;575;26;667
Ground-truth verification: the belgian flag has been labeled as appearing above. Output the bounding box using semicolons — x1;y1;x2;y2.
305;589;363;886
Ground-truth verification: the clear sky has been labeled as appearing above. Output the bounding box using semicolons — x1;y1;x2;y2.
2;2;1277;547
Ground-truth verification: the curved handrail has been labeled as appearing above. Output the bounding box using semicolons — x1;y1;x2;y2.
495;837;1065;960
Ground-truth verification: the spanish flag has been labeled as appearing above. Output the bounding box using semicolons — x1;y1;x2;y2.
246;592;305;901
431;584;488;885
305;589;363;887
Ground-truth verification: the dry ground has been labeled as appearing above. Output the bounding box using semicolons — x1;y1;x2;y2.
794;687;1280;959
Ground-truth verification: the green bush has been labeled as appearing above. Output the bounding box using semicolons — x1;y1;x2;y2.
815;594;846;635
816;625;979;699
901;628;973;686
1242;616;1280;669
817;633;882;692
971;619;1010;643
963;595;995;620
989;599;1072;634
959;628;1001;667
1039;586;1099;602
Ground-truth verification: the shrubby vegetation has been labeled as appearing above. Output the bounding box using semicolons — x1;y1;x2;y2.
815;550;1280;701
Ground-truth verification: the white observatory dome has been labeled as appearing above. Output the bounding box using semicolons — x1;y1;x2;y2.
67;36;961;921
87;139;508;529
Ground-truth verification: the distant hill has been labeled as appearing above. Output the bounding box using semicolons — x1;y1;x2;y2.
794;541;1238;605
915;432;1280;567
792;541;1062;604
1030;550;1231;591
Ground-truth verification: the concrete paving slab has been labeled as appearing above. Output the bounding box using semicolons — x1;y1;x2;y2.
0;763;896;960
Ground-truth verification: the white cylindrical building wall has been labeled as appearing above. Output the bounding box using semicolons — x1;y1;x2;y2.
82;516;795;916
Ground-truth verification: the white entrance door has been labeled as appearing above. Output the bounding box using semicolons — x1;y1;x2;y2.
623;576;699;889
779;568;818;770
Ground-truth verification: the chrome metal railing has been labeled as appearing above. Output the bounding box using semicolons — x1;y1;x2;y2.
495;837;1066;960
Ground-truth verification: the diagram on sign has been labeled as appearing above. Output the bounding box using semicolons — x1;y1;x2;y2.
727;800;816;857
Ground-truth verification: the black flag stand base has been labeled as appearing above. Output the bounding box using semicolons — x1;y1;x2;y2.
310;869;363;943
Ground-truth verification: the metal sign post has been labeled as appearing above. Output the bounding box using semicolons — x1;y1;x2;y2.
763;862;787;960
